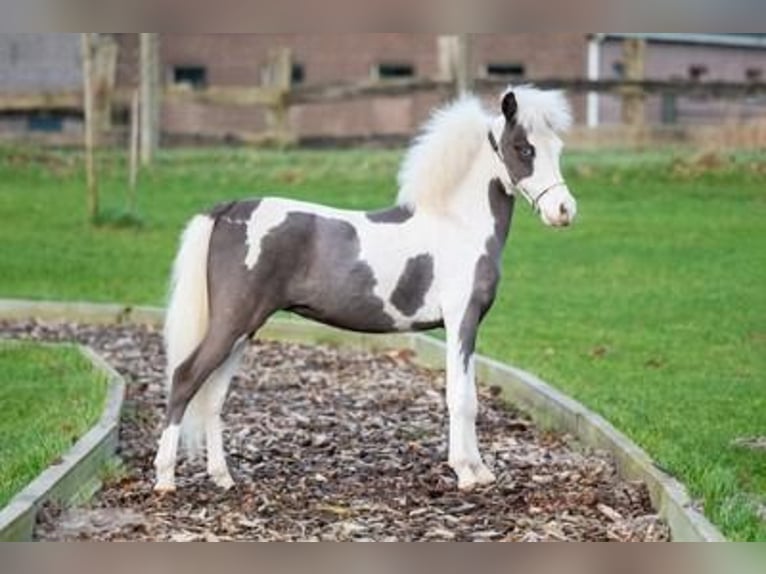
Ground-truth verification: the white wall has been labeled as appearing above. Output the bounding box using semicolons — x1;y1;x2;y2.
0;33;81;92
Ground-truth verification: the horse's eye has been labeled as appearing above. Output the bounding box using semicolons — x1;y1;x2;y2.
519;146;534;159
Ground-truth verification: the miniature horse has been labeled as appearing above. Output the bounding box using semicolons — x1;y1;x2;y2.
154;86;577;493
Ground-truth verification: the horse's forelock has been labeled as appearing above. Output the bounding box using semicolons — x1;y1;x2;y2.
504;85;573;134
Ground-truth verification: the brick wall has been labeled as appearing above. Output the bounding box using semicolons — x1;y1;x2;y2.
3;34;762;140
114;33;588;141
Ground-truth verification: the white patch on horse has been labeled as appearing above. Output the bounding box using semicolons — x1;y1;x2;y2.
356;217;441;329
220;215;249;226
244;200;288;270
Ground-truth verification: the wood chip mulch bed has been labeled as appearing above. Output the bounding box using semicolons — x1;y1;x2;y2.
0;320;669;542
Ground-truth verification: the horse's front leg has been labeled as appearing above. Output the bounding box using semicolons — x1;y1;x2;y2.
444;320;496;490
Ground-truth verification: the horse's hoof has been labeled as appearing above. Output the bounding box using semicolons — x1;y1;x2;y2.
454;461;496;491
458;477;479;491
454;465;479;491
154;481;176;495
474;464;496;486
211;472;235;490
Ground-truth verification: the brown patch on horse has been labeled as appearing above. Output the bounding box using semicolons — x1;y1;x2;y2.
366;205;414;224
499;123;534;184
390;254;435;317
208;203;397;335
458;179;515;369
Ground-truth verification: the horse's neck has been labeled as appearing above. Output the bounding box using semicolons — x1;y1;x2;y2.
445;146;509;240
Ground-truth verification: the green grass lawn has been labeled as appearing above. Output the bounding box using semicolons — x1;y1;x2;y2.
0;145;763;539
0;342;108;508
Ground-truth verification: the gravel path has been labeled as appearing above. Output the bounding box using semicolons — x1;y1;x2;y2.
1;320;669;541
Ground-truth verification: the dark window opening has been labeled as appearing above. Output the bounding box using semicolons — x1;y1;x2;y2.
689;65;708;81
612;61;625;79
376;63;415;80
27;115;63;133
486;63;526;79
173;66;207;90
661;94;678;125
746;67;763;82
291;62;305;85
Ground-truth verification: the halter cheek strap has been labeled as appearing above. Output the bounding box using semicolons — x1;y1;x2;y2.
487;131;565;214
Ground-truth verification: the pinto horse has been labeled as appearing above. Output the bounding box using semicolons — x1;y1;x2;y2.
154;86;577;493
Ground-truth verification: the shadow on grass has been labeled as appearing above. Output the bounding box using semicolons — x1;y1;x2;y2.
91;208;146;230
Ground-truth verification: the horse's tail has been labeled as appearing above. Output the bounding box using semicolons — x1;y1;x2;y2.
164;213;215;457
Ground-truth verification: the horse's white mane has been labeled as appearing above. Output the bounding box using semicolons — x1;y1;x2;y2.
396;85;571;210
396;95;490;210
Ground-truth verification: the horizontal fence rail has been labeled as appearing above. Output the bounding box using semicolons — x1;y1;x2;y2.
2;77;765;152
2;79;766;115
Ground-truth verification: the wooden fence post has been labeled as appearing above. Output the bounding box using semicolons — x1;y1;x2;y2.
438;36;454;81
263;47;294;146
455;34;473;95
129;89;140;201
140;33;160;166
80;33;99;221
622;37;646;128
92;34;118;136
438;34;473;96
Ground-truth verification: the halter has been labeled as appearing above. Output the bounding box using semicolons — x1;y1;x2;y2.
487;131;565;214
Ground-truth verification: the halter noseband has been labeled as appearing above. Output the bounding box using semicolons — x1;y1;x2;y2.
487;131;565;214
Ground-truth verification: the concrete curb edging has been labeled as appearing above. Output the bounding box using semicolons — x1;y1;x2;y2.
0;298;725;541
0;343;126;541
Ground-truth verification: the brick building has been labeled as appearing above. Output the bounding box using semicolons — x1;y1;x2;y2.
113;33;588;142
592;33;766;126
113;33;766;140
0;33;82;136
1;33;765;142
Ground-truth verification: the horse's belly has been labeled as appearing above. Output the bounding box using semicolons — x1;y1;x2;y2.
286;302;398;334
287;289;443;334
287;264;443;334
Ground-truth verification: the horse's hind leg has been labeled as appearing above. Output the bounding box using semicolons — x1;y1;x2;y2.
154;326;248;492
154;426;182;492
203;342;245;489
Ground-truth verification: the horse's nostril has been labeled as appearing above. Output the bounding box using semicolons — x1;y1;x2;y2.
559;203;568;217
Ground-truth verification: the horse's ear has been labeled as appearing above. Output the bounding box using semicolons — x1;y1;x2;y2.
502;91;517;124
